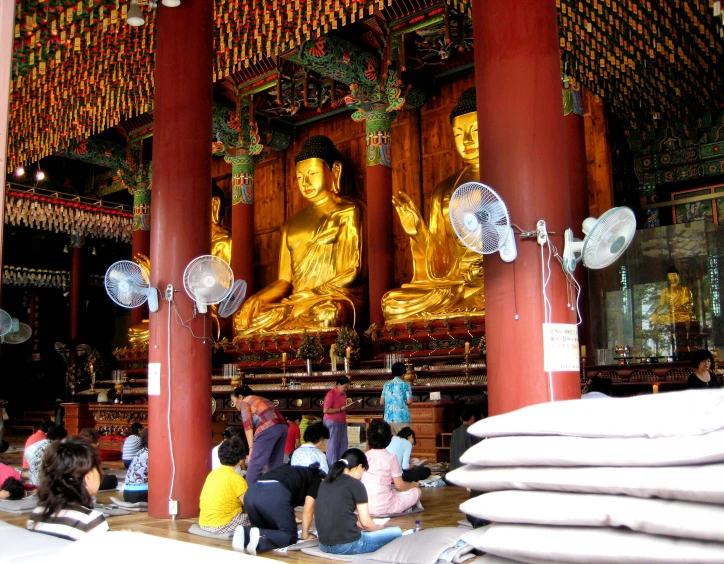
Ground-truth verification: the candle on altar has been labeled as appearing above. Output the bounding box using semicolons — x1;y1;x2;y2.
581;345;586;357
282;352;287;363
464;342;470;354
652;384;659;394
346;346;351;359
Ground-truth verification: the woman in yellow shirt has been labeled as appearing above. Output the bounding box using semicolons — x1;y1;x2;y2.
199;437;250;533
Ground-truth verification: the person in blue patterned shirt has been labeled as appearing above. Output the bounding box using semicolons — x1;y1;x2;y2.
380;363;413;435
291;422;330;473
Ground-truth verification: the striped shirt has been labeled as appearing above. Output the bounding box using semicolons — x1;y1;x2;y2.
239;395;285;437
122;434;142;461
26;503;109;541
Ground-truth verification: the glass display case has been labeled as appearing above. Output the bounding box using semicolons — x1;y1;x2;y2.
588;221;724;362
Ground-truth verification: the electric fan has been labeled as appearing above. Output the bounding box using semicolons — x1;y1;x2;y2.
3;322;32;344
183;255;234;314
563;207;636;274
104;260;159;313
0;310;11;337
76;344;91;357
449;182;517;262
218;279;248;318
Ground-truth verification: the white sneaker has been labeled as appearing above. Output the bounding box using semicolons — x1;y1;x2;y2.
247;527;260;555
232;526;245;552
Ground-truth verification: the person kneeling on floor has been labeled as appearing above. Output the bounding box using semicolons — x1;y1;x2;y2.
232;463;325;555
123;428;148;503
199;436;250;533
316;448;402;555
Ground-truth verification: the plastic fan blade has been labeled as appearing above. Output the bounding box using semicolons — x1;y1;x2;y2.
449;182;513;256
218;280;248;318
0;310;11;336
582;207;636;270
105;260;150;308
183;255;234;305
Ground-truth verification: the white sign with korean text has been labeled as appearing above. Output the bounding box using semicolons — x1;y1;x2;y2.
543;323;580;372
148;362;161;396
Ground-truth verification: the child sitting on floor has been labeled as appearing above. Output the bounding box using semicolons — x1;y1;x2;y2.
199;436;250;534
290;421;330;473
316;448;402;555
26;437;109;540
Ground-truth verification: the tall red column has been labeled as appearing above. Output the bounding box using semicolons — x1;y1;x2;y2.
69;235;84;343
148;0;213;519
473;0;581;415
364;109;394;328
228;154;255;305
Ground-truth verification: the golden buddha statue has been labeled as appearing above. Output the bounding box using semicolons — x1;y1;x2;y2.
234;135;366;335
650;266;695;326
382;87;485;323
127;184;232;345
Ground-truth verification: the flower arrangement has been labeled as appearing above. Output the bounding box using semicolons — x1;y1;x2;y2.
296;331;324;362
335;326;361;362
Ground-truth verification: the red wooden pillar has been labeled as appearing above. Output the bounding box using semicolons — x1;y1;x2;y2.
0;0;14;307
228;153;255;305
364;109;394;328
473;0;581;415
69;235;84;343
148;0;213;519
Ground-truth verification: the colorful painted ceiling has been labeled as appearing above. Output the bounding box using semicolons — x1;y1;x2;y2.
8;0;724;171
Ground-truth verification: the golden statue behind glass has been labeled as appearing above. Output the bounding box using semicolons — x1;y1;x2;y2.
650;266;695;326
382;87;485;323
233;135;366;336
127;183;232;345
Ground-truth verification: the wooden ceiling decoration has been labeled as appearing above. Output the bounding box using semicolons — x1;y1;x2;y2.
8;0;724;173
558;0;724;126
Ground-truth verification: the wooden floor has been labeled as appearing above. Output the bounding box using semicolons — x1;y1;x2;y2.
0;436;470;563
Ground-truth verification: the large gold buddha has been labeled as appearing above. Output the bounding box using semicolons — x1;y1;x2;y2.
233;135;366;335
382;87;485;323
650;266;695;326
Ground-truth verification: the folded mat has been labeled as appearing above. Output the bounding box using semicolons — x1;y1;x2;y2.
301;546;372;561
460;429;724;468
188;523;234;540
447;463;724;504
468;389;724;440
462;524;724;564
274;538;321;553
95;504;132;517
109;496;148;511
0;496;38;513
371;503;424;518
461;490;724;543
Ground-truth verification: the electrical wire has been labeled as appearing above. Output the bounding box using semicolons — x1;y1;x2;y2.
166;297;177;518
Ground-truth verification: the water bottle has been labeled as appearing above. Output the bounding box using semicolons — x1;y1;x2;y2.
414;520;421;532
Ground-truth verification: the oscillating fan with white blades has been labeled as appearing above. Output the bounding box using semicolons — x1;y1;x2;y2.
449;182;517;262
0;309;11;337
563;207;636;274
218;279;248;318
3;322;32;344
76;343;91;357
104;260;159;312
183;255;234;314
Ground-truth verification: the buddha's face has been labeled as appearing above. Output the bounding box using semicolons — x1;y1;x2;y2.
452;111;479;164
667;272;680;285
296;158;335;203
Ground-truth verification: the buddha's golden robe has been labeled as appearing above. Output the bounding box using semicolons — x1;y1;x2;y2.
234;194;366;335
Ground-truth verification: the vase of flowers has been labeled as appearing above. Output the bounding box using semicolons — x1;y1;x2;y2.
335;326;361;363
297;332;323;377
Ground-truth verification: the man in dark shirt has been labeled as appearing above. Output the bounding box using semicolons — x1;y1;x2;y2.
449;405;483;471
233;464;324;555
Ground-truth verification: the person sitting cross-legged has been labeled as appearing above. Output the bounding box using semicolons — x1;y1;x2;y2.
28;425;67;487
78;428;119;491
386;427;431;483
123;428;148;503
199;436;250;534
290;421;330;473
361;420;420;516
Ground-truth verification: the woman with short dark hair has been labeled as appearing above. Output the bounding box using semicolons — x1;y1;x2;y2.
26;438;109;540
290;422;330;472
316;448;402;555
687;349;720;389
361;420;420;516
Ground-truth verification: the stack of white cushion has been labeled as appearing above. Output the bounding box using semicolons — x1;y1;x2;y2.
446;389;724;563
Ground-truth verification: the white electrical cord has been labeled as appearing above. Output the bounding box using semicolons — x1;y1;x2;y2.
540;238;555;402
166;297;177;517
